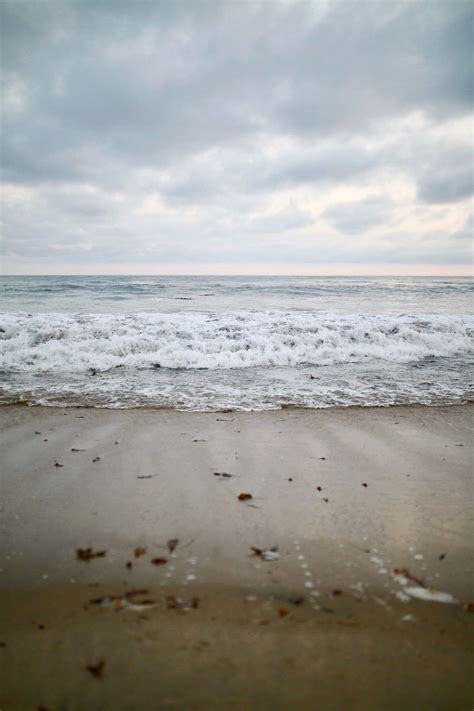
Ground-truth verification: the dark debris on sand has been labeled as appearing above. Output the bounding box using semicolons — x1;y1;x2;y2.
76;547;107;562
85;660;105;678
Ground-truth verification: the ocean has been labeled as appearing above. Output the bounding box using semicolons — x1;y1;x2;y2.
1;275;472;411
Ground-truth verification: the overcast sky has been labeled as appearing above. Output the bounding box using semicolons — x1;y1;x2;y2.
1;0;472;275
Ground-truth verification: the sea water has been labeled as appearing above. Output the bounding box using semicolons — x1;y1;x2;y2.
1;275;472;410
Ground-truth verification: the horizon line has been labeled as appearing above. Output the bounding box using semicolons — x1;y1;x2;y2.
2;272;473;278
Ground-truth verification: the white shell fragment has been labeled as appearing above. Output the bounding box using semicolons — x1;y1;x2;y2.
260;550;280;561
405;586;457;604
395;591;410;603
90;590;158;612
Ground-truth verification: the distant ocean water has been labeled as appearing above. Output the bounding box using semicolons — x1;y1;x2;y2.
1;275;473;410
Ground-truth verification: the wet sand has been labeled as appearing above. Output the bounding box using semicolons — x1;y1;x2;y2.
0;404;473;710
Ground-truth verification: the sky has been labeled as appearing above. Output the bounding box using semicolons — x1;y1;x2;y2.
1;0;473;275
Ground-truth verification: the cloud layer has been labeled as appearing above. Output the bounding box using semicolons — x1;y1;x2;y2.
1;0;472;273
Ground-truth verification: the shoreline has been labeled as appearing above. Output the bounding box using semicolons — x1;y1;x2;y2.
1;399;472;412
1;403;472;709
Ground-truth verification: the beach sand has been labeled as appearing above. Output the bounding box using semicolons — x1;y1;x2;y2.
0;404;473;710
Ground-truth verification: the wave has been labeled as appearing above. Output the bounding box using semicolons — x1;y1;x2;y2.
1;311;472;374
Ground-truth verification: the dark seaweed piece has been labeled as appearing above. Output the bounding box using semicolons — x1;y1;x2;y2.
76;547;107;562
151;557;168;566
165;594;179;609
124;589;149;599
86;660;105;678
167;538;179;553
289;596;305;606
250;546;280;561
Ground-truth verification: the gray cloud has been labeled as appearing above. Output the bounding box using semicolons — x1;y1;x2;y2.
321;196;394;234
451;212;473;240
417;166;473;204
3;0;472;183
1;0;472;270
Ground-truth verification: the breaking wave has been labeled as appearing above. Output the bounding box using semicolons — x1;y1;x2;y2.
1;310;472;409
1;311;472;373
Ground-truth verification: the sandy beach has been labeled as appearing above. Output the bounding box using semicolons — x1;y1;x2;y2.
1;404;473;710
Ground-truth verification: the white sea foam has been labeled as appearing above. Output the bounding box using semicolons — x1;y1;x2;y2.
1;311;472;372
